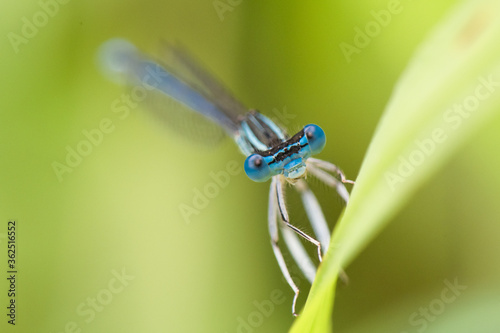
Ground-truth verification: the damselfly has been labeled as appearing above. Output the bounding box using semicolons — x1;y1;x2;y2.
98;39;354;316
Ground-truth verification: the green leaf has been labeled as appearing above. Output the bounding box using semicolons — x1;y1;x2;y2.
291;0;500;331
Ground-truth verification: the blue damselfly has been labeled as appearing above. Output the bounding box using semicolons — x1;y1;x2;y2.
98;39;354;316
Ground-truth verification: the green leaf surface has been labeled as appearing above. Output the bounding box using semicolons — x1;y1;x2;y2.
291;0;500;331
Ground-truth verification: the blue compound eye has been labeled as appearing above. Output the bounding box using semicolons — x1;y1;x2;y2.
304;124;326;155
244;154;273;182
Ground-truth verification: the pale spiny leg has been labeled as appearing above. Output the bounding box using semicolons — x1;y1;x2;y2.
306;162;350;203
305;159;354;283
307;157;356;186
275;175;323;263
295;179;331;253
268;176;300;316
281;225;317;284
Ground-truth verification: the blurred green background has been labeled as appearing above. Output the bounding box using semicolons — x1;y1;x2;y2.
2;0;500;332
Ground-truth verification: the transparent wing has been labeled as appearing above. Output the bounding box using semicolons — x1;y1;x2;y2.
158;41;248;125
137;85;227;146
98;38;245;142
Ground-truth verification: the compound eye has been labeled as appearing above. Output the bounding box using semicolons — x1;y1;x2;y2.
244;154;272;182
304;124;326;155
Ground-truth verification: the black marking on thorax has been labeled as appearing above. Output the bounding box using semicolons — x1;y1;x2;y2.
260;129;308;164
